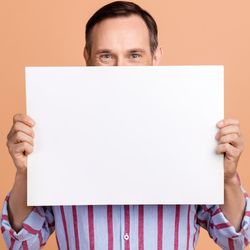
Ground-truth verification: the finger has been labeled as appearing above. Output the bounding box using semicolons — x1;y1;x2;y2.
218;133;243;148
216;118;240;128
11;131;34;146
216;125;240;139
13;114;35;127
10;122;35;138
216;143;241;158
12;142;33;156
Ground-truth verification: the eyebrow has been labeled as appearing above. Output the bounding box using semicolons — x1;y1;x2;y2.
128;48;146;53
96;49;112;54
95;48;146;54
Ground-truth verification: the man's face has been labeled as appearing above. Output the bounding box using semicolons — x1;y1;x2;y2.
84;15;161;66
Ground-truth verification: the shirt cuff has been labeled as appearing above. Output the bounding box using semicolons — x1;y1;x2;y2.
209;195;250;240
1;194;46;242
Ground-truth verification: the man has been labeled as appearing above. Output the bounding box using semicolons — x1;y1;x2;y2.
1;1;250;249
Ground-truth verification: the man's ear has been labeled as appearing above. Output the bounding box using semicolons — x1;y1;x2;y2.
153;47;163;66
83;47;90;65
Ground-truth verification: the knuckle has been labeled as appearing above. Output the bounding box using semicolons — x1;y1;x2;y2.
225;143;230;150
221;135;228;143
13;113;20;122
25;142;33;150
234;133;239;139
8;147;14;155
220;144;225;151
7;128;11;138
6;139;10;147
13;113;25;123
220;128;226;135
13;122;20;132
6;141;12;151
231;134;238;141
220;136;225;143
16;131;22;140
7;131;12;141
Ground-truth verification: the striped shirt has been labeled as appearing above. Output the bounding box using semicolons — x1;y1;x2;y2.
1;195;250;250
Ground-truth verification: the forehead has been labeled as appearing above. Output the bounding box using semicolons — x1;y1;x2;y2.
90;15;150;51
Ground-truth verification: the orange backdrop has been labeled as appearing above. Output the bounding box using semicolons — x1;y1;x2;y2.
1;0;250;249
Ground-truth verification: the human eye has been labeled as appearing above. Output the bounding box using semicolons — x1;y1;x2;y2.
128;52;143;63
131;53;142;59
99;53;113;64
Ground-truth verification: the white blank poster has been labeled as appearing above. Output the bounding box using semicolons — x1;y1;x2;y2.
25;66;224;206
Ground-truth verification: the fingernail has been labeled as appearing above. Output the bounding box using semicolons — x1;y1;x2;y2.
216;121;223;127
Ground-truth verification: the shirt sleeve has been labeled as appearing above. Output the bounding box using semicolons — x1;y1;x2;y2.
197;189;250;250
1;194;55;249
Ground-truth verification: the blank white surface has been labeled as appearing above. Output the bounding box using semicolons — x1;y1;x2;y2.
25;66;224;206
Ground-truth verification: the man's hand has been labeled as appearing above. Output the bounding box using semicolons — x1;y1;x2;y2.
215;118;244;184
216;118;246;231
7;114;35;173
6;114;35;231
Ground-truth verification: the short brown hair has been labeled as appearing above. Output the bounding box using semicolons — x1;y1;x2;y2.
85;1;158;55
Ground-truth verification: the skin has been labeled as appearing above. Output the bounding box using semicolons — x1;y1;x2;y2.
8;15;245;233
84;15;162;66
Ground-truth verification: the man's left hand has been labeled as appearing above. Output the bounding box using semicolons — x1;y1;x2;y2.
216;118;244;184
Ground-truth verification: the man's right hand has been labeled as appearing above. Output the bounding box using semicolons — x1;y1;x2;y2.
6;114;35;231
7;114;35;172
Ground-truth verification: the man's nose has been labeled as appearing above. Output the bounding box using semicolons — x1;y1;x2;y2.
114;57;128;66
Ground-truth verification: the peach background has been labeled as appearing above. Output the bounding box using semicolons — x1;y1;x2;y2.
1;0;250;249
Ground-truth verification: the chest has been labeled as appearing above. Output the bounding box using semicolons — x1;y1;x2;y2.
53;205;199;250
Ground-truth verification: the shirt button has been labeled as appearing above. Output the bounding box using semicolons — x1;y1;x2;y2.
124;233;130;241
